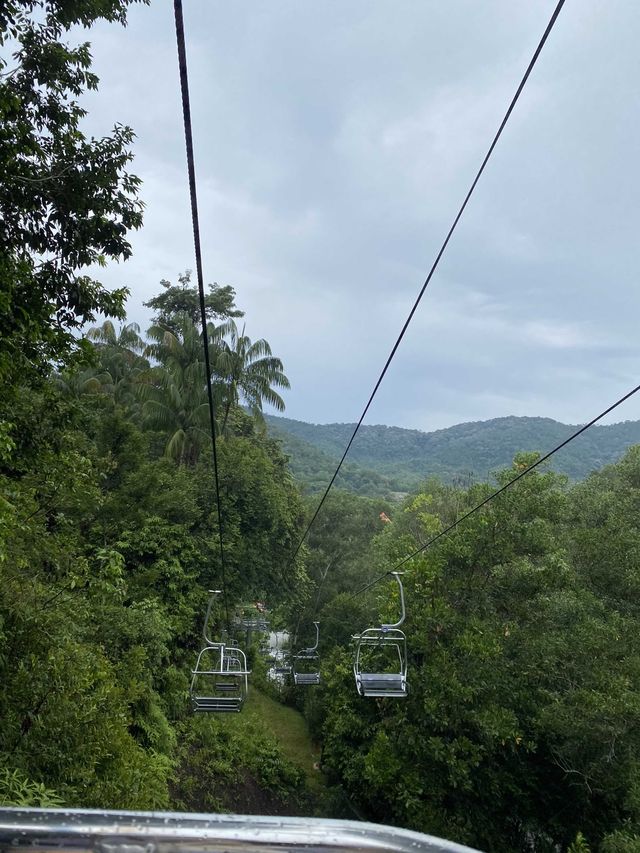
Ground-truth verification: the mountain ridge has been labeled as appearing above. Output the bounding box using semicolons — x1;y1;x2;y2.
264;412;640;496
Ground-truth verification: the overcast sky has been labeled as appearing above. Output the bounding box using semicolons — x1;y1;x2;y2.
80;0;639;432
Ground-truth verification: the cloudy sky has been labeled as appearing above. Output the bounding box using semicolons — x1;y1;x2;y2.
81;0;639;432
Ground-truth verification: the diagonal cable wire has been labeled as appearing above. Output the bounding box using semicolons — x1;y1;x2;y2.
349;380;640;600
290;0;567;566
174;0;230;631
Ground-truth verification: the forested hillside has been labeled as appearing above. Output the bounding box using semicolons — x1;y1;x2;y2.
265;426;403;497
298;456;640;852
0;286;315;808
3;4;640;853
266;413;640;492
0;0;312;813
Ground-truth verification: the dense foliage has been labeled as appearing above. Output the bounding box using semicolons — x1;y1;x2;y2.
0;0;146;389
303;455;640;852
0;0;309;815
265;414;640;492
267;426;404;498
2;5;640;852
0;301;307;806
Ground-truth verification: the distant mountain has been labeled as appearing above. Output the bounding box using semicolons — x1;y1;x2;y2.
267;423;403;498
265;414;640;496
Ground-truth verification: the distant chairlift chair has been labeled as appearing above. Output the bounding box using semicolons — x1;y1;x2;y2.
234;605;270;634
190;591;250;713
269;632;292;682
292;621;321;686
353;572;408;698
273;660;292;677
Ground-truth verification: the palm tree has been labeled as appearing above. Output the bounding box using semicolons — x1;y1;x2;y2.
56;321;146;401
138;314;227;465
87;319;144;349
54;366;115;398
136;314;289;461
85;320;147;406
215;320;290;433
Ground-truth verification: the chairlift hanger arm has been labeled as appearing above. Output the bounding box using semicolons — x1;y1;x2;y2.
381;573;405;630
203;590;222;645
309;620;320;652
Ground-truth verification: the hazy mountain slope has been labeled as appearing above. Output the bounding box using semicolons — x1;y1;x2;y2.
265;420;403;497
265;414;640;492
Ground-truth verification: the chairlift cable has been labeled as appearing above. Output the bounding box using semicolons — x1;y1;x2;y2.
288;0;567;566
349;571;393;601
349;380;640;600
174;0;230;631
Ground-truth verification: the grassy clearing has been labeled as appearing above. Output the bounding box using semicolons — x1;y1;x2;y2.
244;687;325;797
171;706;307;815
171;686;328;816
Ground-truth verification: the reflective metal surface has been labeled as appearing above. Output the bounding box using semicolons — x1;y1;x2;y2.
0;808;480;853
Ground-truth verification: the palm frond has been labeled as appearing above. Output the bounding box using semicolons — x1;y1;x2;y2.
87;320;117;345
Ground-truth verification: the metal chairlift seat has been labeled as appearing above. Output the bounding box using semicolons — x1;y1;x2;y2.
239;617;270;632
190;591;251;713
292;621;320;686
353;573;408;699
224;652;243;671
190;643;250;712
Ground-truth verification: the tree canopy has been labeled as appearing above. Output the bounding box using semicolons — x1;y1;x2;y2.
144;271;244;334
0;0;146;388
3;5;640;852
306;456;640;852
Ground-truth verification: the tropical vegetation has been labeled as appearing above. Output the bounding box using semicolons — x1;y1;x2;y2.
265;414;640;492
2;3;640;853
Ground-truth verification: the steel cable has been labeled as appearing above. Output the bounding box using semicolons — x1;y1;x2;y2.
289;0;567;565
349;380;640;600
174;0;230;631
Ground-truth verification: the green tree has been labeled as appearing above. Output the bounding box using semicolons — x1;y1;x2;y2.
138;316;219;465
0;384;173;809
301;491;391;635
144;271;243;333
85;320;148;405
318;456;640;852
0;0;145;388
217;320;290;432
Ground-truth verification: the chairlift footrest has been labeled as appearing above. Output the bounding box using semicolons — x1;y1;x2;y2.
294;673;321;685
356;673;407;697
191;696;244;713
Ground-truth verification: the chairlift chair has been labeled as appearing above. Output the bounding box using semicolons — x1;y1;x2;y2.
353;573;408;698
270;632;292;680
233;603;270;634
190;591;251;713
190;644;249;711
238;617;270;632
273;648;292;677
293;621;321;686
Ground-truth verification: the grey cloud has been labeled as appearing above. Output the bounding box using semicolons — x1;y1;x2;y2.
81;0;640;431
